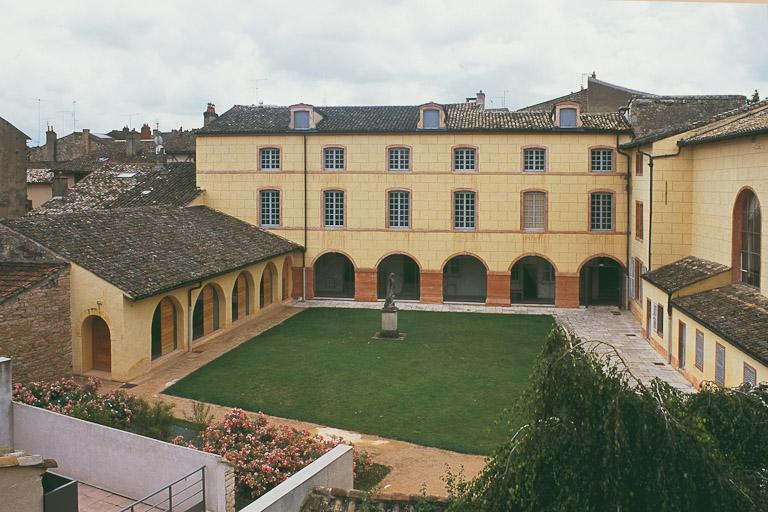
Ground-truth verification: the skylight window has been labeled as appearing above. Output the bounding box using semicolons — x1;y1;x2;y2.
117;172;138;178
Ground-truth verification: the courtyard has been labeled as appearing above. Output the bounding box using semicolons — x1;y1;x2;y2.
165;307;554;454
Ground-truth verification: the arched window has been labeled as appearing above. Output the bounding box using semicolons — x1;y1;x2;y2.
734;190;761;287
193;284;221;340
152;297;178;359
232;272;252;322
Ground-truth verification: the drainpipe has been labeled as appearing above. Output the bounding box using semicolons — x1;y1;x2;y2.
187;282;202;352
667;290;673;364
616;125;632;311
302;133;308;302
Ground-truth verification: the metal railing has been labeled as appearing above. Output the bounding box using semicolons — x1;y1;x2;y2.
119;467;206;512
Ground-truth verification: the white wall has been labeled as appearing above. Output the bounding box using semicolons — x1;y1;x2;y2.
12;403;233;511
242;444;353;512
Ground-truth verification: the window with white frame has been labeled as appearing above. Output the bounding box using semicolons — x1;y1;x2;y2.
523;148;546;172
388;147;410;171
259;190;280;227
453;191;476;229
744;363;757;387
695;330;704;370
522;191;546;231
323;147;345;171
715;344;726;386
559;107;578;128
651;301;658;332
591;192;613;231
260;148;280;170
294;111;310;129
453;148;476;172
388;190;410;228
323;190;345;227
591;149;614;172
423;109;440;129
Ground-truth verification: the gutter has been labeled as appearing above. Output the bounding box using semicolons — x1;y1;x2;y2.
187;282;202;352
302;133;308;302
616;114;632;310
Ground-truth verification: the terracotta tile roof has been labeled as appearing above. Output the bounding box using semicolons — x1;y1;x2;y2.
622;95;746;147
301;487;448;512
641;256;729;293
678;101;768;146
199;103;630;135
0;262;66;303
672;284;768;367
3;206;301;300
31;162;200;215
26;168;54;184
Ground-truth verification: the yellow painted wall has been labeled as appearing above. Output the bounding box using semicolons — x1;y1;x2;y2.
70;252;300;381
197;132;628;275
640;279;670;358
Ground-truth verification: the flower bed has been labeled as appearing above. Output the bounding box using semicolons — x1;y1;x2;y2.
174;408;372;502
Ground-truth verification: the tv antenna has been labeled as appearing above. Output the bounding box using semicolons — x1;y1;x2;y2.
249;78;268;103
122;113;140;130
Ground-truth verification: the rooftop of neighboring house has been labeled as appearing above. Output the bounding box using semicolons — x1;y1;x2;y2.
2;206;302;300
678;99;768;146
0;116;31;140
28;129;114;162
641;256;730;294
0;261;67;304
672;283;768;367
30;161;199;215
108;127;197;155
199;102;630;135
517;75;654;113
622;94;747;147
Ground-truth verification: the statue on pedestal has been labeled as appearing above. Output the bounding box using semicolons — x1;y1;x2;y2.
383;272;397;311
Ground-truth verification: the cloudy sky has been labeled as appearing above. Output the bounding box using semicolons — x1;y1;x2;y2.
2;0;767;145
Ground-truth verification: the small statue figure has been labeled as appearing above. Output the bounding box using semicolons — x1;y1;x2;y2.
383;272;397;311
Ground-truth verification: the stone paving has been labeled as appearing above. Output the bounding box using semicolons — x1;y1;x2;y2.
299;299;692;390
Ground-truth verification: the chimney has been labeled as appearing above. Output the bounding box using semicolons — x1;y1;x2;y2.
140;123;152;140
126;129;140;157
476;90;485;107
51;174;69;198
203;103;218;127
81;128;91;154
45;126;57;162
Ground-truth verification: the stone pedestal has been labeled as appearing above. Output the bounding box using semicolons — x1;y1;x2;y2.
380;308;399;338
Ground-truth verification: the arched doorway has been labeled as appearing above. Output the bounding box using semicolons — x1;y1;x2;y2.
733;189;761;287
232;272;252;322
260;263;277;308
193;284;221;340
580;257;623;306
313;253;355;298
152;297;179;359
511;256;555;304
443;255;487;303
282;257;293;301
377;254;420;300
85;316;111;372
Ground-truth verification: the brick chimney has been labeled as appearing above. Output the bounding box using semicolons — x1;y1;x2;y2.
126;130;140;157
45;127;57;162
476;90;485;107
140;123;152;140
203;103;218;127
81;128;91;154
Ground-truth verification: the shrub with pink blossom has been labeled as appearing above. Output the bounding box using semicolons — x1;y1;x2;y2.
174;408;372;502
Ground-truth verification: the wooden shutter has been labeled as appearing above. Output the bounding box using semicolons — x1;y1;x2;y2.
160;298;176;355
635;153;643;176
203;286;214;335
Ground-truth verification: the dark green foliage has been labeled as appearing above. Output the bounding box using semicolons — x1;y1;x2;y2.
749;90;760;104
449;328;768;512
354;463;391;492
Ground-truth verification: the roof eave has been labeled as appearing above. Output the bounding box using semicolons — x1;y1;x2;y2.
678;127;768;147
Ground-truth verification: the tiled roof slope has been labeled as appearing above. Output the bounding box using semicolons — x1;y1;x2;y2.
199;104;630;134
516;88;589;112
26;168;54;184
623;95;746;147
0;262;67;303
2;207;301;300
31;162;200;215
672;284;768;366
642;256;729;293
302;487;448;512
679;100;768;146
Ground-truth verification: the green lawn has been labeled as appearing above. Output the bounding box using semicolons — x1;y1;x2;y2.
165;308;554;454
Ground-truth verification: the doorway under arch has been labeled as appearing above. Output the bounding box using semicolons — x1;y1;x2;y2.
580;257;623;306
313;253;355;298
510;256;555;304
282;257;293;301
85;316;111;372
377;254;420;300
193;284;222;340
151;297;179;359
232;272;253;322
443;255;487;303
260;263;278;308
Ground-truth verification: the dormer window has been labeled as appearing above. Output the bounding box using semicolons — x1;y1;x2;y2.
424;109;440;129
418;103;445;130
294;111;310;129
554;102;581;129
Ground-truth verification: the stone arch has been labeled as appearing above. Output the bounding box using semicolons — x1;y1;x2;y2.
442;254;487;303
377;253;421;300
510;255;556;304
260;262;279;307
578;256;625;306
732;187;761;287
313;252;355;298
282;256;293;301
232;271;255;322
83;315;111;373
151;296;182;359
192;283;224;340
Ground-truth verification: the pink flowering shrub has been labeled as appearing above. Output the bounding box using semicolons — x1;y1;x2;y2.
13;377;174;439
174;409;372;501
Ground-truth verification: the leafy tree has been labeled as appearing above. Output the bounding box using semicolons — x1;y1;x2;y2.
448;328;768;512
749;90;760;104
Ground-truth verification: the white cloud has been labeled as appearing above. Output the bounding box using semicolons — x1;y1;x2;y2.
1;0;766;145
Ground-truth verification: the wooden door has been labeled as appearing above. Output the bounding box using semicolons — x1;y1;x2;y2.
91;317;111;372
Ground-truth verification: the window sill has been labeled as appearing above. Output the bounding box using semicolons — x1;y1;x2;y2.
453;227;477;232
259;169;282;173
